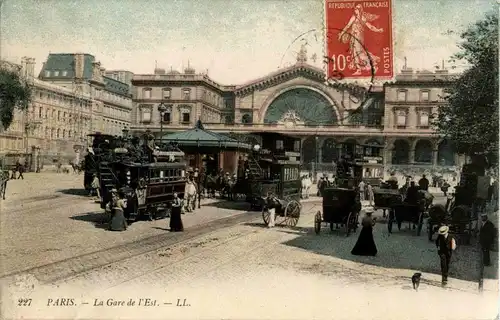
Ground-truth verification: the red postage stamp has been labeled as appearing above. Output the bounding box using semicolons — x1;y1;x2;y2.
325;0;394;80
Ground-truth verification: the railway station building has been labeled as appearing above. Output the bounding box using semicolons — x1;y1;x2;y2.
130;48;462;181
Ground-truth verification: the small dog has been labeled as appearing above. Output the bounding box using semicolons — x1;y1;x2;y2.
412;272;422;291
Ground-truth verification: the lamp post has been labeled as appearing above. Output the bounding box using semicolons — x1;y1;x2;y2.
314;136;319;183
157;102;167;148
122;127;129;138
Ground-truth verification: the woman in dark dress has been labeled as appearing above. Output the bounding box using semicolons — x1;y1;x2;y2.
109;189;128;231
351;209;377;256
170;192;184;232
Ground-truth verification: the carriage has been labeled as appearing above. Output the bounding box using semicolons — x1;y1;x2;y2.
87;132;188;222
244;133;302;227
373;184;403;218
314;186;361;235
386;189;433;235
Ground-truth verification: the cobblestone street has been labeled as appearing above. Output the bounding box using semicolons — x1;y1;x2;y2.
1;175;498;319
0;173;259;278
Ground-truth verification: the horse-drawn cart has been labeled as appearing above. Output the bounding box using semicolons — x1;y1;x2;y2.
314;187;361;236
387;190;433;235
373;187;403;218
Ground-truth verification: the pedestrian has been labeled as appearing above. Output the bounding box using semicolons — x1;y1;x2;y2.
109;189;128;232
441;180;450;197
266;192;278;228
366;183;374;206
479;213;496;267
170;192;184;232
435;225;457;286
16;162;24;180
418;174;429;191
351;208;378;256
91;173;100;198
358;180;366;202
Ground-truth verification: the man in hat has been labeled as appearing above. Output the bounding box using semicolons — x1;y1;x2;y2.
435;225;457;285
479;213;496;266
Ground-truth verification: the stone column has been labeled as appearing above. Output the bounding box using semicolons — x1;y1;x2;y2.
409;148;415;165
432;149;438;167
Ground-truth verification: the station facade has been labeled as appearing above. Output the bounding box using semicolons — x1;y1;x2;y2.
131;51;461;180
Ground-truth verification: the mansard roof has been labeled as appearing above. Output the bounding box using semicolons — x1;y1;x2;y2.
38;53;131;97
234;62;325;95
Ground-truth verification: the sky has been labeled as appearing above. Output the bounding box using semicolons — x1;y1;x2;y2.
0;0;497;84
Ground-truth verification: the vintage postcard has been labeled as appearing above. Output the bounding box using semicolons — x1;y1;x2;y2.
0;0;498;319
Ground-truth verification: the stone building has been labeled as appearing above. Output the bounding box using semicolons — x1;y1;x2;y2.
0;54;133;166
38;53;133;144
130;47;461;179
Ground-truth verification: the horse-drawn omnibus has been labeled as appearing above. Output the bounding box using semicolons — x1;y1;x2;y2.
243;132;303;227
86;132;188;222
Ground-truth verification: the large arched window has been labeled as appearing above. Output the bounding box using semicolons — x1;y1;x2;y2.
392;139;410;164
264;88;337;125
322;138;337;163
438;140;455;166
414;140;433;164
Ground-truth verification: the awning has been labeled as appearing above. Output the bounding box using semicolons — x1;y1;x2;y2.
159;120;252;150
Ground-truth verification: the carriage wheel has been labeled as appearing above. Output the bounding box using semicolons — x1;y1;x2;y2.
345;212;356;236
284;200;301;227
387;209;394;234
416;211;424;236
314;211;322;234
262;207;270;225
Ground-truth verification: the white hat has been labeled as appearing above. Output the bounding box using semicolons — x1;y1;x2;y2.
438;226;449;235
364;207;375;214
481;213;488;218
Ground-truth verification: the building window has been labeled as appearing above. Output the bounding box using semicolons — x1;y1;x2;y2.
162;112;171;123
420;90;430;102
54;71;60;77
294;140;300;152
62;70;68;77
182;112;190;123
38;107;42;118
241;114;252;124
140;105;152;122
396;110;407;127
162;88;171;99
57;111;61;121
143;88;152;99
182;88;191;100
276;140;284;150
397;90;407;102
419;111;430;127
45;70;51;77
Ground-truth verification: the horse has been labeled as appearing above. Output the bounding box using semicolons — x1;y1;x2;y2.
184;179;198;212
70;162;82;174
204;174;218;198
301;174;313;199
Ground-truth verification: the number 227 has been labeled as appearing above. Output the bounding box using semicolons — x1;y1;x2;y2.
18;298;32;306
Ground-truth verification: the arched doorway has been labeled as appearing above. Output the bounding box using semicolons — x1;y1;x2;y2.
414;140;433;164
364;138;383;157
322;138;337;163
437;140;455;166
264;88;338;125
340;138;357;160
392;139;410;164
302;137;317;169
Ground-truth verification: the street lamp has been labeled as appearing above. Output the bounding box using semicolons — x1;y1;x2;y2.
122;127;129;138
157;102;168;147
314;136;319;183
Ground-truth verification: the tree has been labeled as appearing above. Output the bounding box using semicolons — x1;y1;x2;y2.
433;12;499;166
0;66;32;131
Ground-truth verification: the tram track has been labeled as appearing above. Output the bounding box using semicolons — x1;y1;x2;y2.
0;210;262;284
